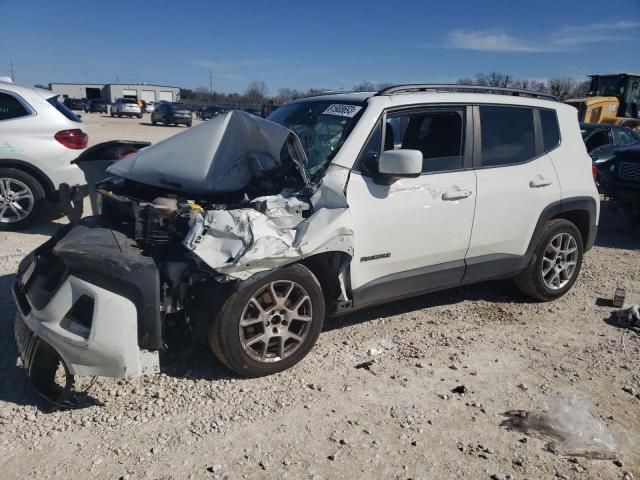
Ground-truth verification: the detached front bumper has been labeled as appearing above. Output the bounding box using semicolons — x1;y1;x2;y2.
13;219;162;380
13;277;159;378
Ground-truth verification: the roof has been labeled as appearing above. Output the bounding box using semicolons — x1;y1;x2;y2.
0;81;56;99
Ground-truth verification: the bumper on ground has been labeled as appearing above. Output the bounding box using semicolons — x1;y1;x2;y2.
14;275;159;378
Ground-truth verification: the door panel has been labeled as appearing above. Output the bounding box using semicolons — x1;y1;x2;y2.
466;105;561;261
467;156;560;258
347;170;477;292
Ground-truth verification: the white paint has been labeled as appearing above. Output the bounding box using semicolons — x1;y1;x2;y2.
346;170;476;289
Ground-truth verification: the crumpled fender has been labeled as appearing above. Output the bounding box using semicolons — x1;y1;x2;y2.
183;165;354;280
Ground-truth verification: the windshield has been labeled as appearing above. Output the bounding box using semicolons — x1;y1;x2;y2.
591;76;625;97
47;95;81;122
268;100;365;176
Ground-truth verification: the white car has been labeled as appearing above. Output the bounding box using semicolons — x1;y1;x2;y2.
13;85;600;401
0;80;88;229
145;101;155;113
110;98;142;118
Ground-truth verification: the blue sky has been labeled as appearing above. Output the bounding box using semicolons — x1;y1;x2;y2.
1;0;638;93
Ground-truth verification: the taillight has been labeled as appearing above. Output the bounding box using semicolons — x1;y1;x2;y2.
592;164;598;181
54;129;88;149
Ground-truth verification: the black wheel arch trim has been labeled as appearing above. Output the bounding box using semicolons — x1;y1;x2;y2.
525;196;598;255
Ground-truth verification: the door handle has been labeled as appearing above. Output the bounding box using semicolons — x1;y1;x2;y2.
442;189;473;201
529;177;553;188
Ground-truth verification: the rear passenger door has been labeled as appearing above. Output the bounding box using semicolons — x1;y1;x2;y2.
465;105;561;279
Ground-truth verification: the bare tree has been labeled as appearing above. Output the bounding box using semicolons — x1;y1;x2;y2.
548;77;578;100
353;81;376;91
245;80;268;104
276;87;302;103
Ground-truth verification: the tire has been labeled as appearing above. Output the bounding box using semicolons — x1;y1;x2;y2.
208;264;325;377
110;110;114;117
186;122;192;128
0;168;46;231
152;118;157;125
137;114;142;119
515;219;584;301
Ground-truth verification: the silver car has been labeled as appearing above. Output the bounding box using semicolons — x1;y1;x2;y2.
0;80;88;229
110;98;142;118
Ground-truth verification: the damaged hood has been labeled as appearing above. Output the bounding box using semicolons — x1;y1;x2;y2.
107;110;308;194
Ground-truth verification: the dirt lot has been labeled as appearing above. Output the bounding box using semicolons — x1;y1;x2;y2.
0;114;639;480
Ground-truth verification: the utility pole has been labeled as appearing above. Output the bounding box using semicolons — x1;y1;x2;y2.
209;69;213;97
9;60;15;82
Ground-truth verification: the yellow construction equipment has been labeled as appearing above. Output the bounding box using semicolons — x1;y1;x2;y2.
566;73;640;131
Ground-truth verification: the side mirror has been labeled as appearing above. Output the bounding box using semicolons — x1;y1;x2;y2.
376;149;422;183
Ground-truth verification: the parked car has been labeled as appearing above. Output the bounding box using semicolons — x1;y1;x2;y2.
0;80;88;229
580;123;640;163
201;106;227;120
596;144;640;227
151;102;192;126
13;85;599;398
242;107;262;117
144;101;155;113
111;98;142;118
65;98;86;111
84;98;108;114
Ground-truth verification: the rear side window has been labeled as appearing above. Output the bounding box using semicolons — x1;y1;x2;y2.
47;95;81;122
480;106;535;167
0;92;30;121
540;109;560;151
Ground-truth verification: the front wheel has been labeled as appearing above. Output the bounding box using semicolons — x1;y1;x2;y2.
515;219;584;301
208;264;325;377
0;168;45;231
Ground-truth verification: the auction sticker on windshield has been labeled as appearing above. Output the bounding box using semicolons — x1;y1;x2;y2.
323;104;362;118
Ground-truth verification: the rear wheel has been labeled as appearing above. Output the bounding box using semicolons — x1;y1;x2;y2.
515;219;583;301
208;264;325;377
0;168;45;231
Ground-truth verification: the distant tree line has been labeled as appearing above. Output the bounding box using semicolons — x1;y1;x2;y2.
180;72;590;105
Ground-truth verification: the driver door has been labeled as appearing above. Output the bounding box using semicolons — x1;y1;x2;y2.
346;106;477;306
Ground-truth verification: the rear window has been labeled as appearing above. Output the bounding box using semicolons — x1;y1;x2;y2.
540;109;560;152
47;95;82;122
480;106;535;167
0;92;31;121
123;99;138;104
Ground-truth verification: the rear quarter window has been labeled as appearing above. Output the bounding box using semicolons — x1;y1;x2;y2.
540;109;560;152
0;92;31;121
47;95;82;123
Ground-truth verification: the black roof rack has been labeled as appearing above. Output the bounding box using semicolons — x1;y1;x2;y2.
375;84;558;101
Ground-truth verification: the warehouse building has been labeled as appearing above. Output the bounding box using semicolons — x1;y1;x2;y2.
49;82;181;103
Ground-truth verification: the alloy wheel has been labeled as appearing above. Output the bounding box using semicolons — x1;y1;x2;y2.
0;178;34;224
239;280;313;363
541;232;578;290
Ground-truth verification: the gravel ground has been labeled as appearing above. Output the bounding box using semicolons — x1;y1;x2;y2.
0;115;639;479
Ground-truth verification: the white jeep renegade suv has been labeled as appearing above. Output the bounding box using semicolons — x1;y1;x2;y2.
13;85;599;399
